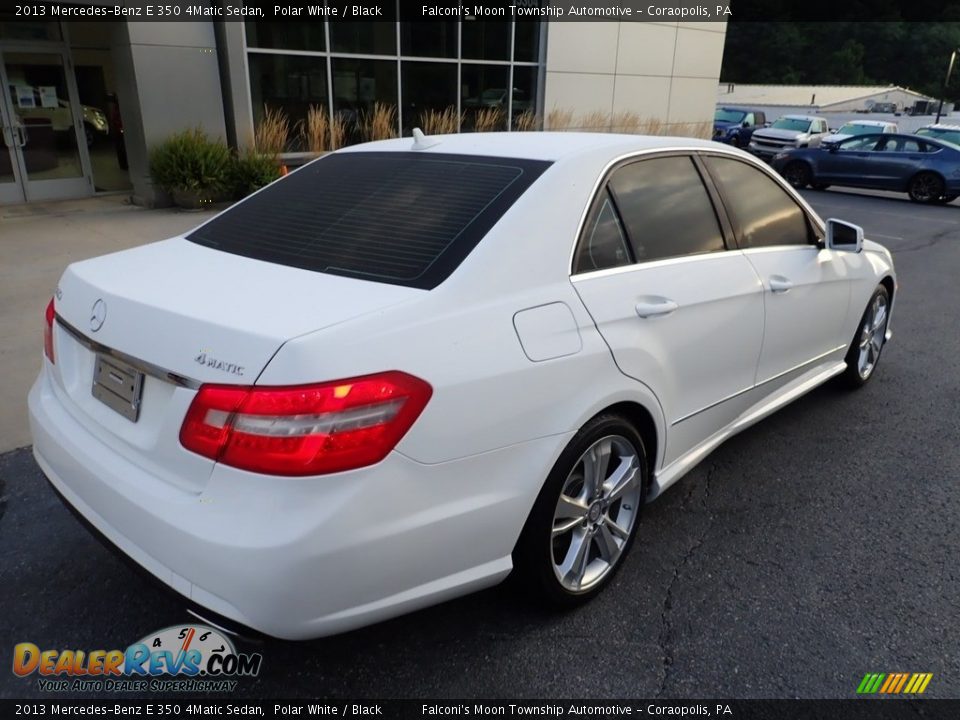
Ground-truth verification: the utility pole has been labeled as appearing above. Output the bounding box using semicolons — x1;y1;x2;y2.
935;49;958;123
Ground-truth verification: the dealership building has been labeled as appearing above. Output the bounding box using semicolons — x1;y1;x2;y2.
0;6;727;206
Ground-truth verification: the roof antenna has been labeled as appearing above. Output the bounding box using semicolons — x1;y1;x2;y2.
411;127;441;150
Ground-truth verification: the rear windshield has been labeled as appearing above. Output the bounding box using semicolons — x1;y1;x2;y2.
771;118;812;132
187;151;551;289
917;127;960;146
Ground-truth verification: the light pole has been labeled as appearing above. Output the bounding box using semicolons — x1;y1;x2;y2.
935;48;959;123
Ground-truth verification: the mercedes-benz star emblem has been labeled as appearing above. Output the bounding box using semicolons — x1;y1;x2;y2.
90;299;107;333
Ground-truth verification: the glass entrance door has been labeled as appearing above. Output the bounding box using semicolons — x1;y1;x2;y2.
0;48;92;204
0;81;24;204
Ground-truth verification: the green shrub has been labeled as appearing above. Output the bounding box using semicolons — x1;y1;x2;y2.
229;150;281;199
149;128;232;196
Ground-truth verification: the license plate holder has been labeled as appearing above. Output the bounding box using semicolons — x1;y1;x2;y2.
92;354;144;422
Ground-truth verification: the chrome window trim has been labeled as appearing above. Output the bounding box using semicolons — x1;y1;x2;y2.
570;247;748;283
739;244;821;256
55;313;202;390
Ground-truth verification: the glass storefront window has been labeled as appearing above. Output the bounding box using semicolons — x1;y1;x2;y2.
401;62;457;135
329;21;396;55
400;22;457;58
332;58;398;143
243;22;542;149
461;64;509;131
461;20;510;61
514;20;542;62
248;53;328;151
245;21;326;52
511;66;539;128
0;14;61;42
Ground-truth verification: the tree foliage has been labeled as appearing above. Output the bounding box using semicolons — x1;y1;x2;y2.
720;21;960;101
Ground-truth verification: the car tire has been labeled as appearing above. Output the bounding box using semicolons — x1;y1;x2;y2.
935;193;958;204
907;172;945;204
728;136;740;148
782;161;812;189
513;413;649;607
840;285;890;389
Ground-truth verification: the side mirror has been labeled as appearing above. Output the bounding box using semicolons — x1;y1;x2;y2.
825;142;839;153
742;120;750;127
825;218;863;252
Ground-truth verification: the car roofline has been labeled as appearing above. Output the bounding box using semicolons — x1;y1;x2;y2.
330;131;730;164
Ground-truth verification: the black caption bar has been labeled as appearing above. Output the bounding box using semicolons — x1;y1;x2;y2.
5;700;960;719
8;0;955;21
8;1;735;23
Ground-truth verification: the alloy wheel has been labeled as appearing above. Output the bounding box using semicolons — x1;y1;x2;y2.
551;435;642;592
910;173;943;203
857;293;888;380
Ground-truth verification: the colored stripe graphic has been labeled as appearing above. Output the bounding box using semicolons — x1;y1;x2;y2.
881;673;905;693
893;673;910;693
857;673;886;694
905;673;934;694
857;672;932;694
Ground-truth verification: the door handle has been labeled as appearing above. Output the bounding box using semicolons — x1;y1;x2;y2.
769;276;793;293
635;299;679;318
16;125;27;148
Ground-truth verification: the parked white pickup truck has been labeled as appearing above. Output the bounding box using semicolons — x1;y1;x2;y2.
748;115;829;160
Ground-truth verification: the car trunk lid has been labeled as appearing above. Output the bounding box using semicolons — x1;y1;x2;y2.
49;237;423;493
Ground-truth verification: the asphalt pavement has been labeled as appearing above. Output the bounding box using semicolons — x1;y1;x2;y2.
1;188;958;700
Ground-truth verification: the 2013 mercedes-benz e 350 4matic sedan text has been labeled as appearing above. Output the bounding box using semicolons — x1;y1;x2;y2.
29;132;895;639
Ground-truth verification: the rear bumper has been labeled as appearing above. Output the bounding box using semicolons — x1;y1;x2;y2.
29;367;570;639
42;474;264;639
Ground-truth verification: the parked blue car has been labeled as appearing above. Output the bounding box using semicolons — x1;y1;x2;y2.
713;107;767;147
771;133;960;204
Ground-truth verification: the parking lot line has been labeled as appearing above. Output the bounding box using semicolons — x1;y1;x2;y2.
808;199;960;225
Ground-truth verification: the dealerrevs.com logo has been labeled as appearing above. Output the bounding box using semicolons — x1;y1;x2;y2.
12;624;263;693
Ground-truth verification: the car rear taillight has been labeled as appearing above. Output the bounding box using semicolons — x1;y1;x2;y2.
179;371;432;476
44;298;55;364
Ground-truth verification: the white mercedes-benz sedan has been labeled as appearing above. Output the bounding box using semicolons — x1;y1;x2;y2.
29;132;895;639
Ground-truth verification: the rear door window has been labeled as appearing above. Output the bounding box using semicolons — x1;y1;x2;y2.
188;151;551;289
875;136;927;153
572;190;632;274
606;156;726;262
838;135;882;151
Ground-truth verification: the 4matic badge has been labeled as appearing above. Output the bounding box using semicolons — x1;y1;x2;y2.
12;624;263;692
195;349;245;377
